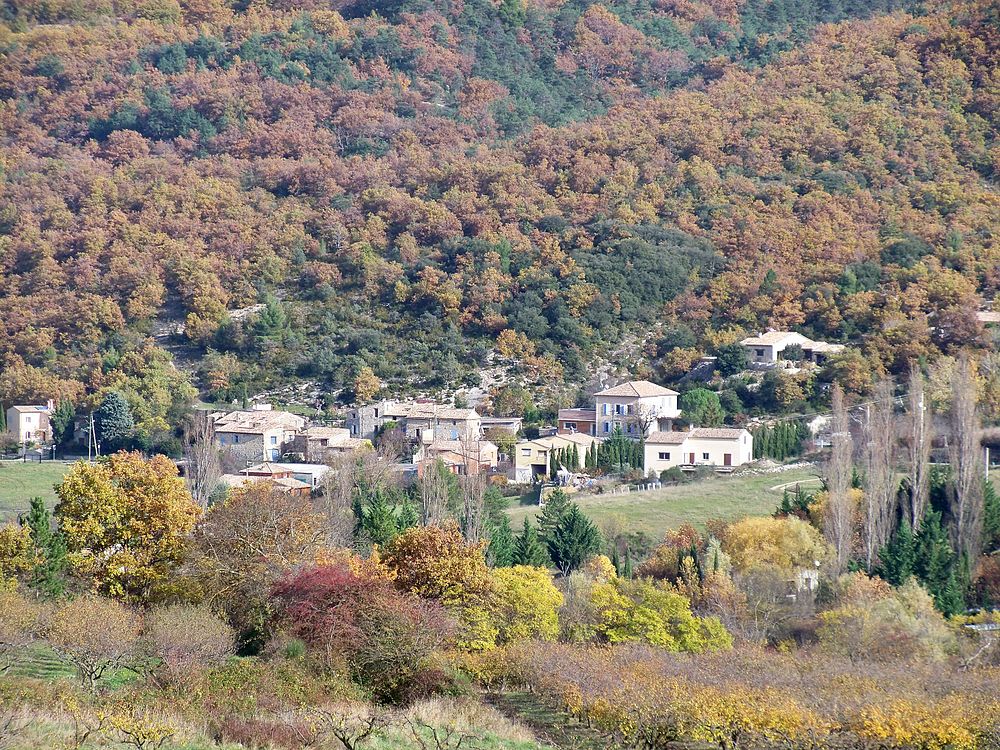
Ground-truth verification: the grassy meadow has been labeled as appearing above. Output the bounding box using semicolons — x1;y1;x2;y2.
0;460;72;521
505;465;823;539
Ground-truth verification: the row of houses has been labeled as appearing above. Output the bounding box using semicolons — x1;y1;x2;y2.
7;379;753;485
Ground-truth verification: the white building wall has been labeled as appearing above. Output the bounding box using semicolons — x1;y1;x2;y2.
643;432;753;475
594;395;680;438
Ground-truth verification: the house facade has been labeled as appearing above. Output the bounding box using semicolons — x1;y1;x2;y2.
740;331;845;365
212;407;307;461
346;400;481;443
593;381;680;438
283;426;369;462
557;408;597;436
346;400;414;440
403;406;481;442
643;427;753;475
6;403;54;443
414;439;499;476
512;433;601;483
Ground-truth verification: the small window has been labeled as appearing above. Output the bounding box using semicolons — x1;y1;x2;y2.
702;452;709;460
521;448;531;456
565;422;576;430
270;436;277;445
658;452;670;460
756;348;764;357
603;422;610;433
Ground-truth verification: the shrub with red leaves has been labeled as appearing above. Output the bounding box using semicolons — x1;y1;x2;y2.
271;565;455;703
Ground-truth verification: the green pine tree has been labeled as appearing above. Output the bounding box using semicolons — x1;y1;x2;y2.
21;496;68;597
487;515;515;567
548;504;602;575
397;498;419;532
95;391;134;452
549;448;559;480
878;520;916;586
622;545;633;579
362;489;400;547
610;545;621;575
513;518;550;567
537;488;571;541
914;509;963;614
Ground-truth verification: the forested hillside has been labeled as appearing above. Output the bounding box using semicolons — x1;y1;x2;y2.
0;0;996;414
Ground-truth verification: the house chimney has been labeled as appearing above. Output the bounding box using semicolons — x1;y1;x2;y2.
46;399;55;411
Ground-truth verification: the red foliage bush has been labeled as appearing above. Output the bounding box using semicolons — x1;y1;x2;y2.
271;564;455;703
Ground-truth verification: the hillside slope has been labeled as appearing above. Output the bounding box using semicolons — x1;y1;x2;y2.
0;0;996;425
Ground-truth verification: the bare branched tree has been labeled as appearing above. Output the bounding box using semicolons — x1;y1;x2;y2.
420;459;452;526
825;384;854;573
320;454;362;548
184;411;221;509
863;378;896;571
950;353;984;561
905;365;933;531
307;702;394;750
406;717;478;750
459;439;487;543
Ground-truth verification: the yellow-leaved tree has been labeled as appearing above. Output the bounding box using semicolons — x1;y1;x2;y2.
488;565;563;644
55;452;201;602
0;524;35;591
722;515;831;572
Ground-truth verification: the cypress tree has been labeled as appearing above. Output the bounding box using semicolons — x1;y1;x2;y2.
549;448;559;480
622;545;633;578
983;480;999;552
50;400;76;453
611;545;621;575
513;518;550;567
0;404;6;432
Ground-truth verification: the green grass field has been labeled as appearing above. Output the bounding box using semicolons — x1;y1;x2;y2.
0;460;71;521
505;465;823;539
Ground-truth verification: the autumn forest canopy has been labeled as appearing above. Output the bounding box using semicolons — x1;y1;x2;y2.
0;0;997;409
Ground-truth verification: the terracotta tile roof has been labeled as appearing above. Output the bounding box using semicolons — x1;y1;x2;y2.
427;439;497;453
558;408;597;421
405;405;480;421
690;428;746;440
213;410;306;434
645;431;689;445
595;381;679;398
